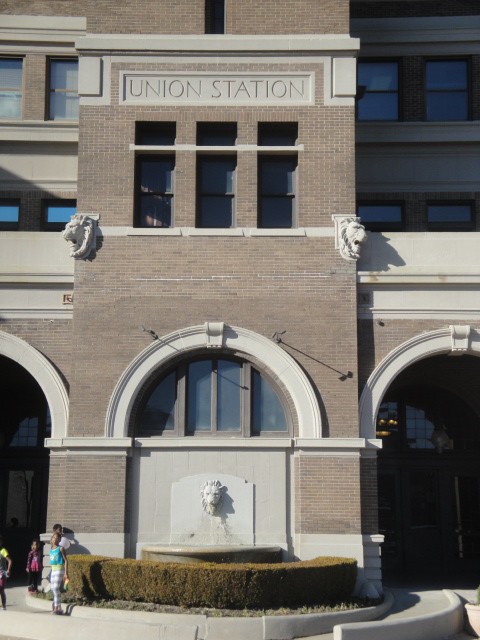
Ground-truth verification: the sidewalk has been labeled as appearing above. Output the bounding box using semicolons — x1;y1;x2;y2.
1;581;478;640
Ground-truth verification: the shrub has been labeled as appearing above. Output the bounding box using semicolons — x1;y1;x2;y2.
68;555;356;610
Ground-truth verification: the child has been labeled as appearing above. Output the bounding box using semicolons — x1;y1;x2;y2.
52;524;76;551
26;539;43;593
49;532;68;615
0;536;12;611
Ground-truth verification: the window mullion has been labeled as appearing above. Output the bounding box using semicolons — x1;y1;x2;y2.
211;360;218;433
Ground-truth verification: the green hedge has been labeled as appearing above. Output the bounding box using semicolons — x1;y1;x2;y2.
68;555;357;609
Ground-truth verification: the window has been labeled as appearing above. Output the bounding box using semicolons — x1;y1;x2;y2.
42;200;76;231
136;157;175;227
426;60;469;121
205;0;225;34
134;124;176;228
427;202;474;231
196;123;237;228
49;59;78;120
357;61;399;121
0;200;19;229
197;122;236;146
136;122;176;146
0;58;22;119
257;123;298;229
357;203;404;231
136;356;289;437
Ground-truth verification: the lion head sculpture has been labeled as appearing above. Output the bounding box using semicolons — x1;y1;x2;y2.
63;214;97;259
200;480;224;516
339;217;367;262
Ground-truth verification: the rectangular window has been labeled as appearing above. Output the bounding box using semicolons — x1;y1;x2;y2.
258;123;298;146
357;61;399;121
258;157;297;228
357;202;404;231
197;122;236;146
197;156;236;228
136;156;175;227
42;199;76;230
49;59;79;120
427;202;474;230
0;200;20;229
136;122;176;146
426;60;469;121
0;58;22;119
205;0;225;34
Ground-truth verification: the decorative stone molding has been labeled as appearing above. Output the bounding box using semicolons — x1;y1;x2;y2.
450;324;471;354
0;331;69;439
63;214;99;259
359;327;480;439
332;215;367;262
200;480;224;515
106;324;322;439
205;322;224;348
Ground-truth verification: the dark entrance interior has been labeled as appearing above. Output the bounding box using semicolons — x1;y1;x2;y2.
377;355;480;584
0;355;50;569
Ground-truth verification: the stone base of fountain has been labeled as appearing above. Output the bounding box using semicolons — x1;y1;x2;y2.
141;545;283;564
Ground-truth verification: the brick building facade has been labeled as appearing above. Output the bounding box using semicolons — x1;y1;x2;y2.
0;0;479;593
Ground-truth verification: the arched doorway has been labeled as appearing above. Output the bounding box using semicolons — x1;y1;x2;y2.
376;355;480;580
0;355;50;567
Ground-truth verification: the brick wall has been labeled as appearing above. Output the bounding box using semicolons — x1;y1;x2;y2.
47;454;127;532
295;455;362;534
1;0;348;35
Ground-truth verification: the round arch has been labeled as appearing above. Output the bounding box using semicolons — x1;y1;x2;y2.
106;324;322;439
0;331;69;439
359;326;480;439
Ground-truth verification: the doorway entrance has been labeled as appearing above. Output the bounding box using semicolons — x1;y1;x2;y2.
376;357;480;581
0;356;50;567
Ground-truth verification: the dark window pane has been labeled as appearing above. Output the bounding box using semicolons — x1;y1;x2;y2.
205;0;225;34
187;361;212;432
140;159;174;193
140;195;172;227
197;123;237;146
252;370;288;432
140;372;176;433
426;61;467;90
357;61;399;122
201;160;234;193
427;92;468;121
358;62;398;91
427;204;472;224
261;161;294;194
258;123;298;146
426;60;469;121
358;205;402;223
260;197;293;228
357;93;398;121
217;360;241;431
199;196;233;228
136;123;176;145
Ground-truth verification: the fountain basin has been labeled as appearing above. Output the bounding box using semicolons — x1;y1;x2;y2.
142;545;283;564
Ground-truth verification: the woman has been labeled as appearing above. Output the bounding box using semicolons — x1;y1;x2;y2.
49;531;68;615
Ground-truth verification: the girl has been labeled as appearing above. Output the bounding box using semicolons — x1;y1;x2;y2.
0;536;12;611
26;539;43;593
49;532;68;615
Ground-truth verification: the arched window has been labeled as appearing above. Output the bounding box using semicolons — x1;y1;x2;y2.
135;356;289;437
376;385;480;452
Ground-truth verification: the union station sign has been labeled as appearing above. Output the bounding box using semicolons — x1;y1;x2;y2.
120;72;314;105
